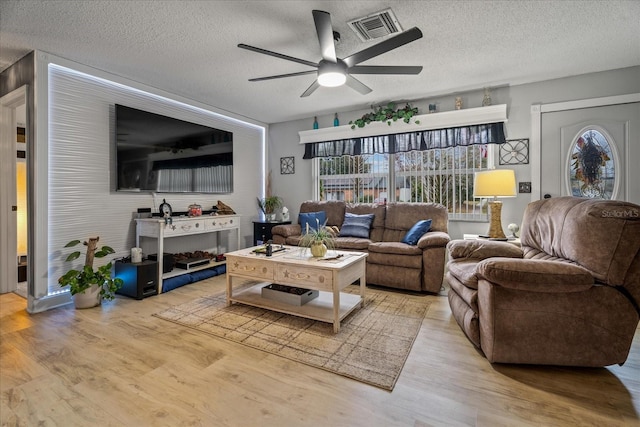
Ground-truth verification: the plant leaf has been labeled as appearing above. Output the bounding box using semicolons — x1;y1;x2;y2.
64;240;81;248
65;252;81;262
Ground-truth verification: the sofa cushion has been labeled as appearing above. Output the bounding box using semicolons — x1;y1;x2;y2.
368;241;422;256
401;219;432;245
346;203;386;242
477;258;594;293
339;213;374;238
334;237;371;250
284;235;303;246
367;250;423;269
447;259;481;289
384;202;448;233
299;211;326;233
448;289;480;347
417;231;451;249
448;273;480;312
300;200;346;227
448;239;524;260
520;197;640;286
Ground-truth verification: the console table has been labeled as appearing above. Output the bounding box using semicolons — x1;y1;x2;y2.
135;215;240;293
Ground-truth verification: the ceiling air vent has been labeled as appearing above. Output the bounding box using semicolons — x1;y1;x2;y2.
348;8;403;42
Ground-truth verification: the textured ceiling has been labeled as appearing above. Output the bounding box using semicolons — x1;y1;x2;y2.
1;0;639;124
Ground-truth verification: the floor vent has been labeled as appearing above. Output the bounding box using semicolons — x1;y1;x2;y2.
347;8;403;42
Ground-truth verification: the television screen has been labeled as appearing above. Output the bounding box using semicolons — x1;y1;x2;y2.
115;104;233;193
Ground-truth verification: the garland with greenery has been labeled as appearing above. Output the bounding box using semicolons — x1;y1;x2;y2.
349;103;420;129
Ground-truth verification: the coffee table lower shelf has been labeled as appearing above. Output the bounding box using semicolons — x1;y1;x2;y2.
229;282;363;329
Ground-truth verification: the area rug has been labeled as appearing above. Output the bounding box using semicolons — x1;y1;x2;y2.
153;285;430;390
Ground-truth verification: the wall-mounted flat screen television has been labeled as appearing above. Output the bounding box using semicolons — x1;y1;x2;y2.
115;104;233;193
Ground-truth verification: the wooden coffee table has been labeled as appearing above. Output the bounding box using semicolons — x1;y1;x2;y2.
225;246;367;333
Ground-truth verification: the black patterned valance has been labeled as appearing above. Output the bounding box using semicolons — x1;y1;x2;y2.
303;122;506;159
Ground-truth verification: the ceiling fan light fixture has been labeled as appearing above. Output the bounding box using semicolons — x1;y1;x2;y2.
317;59;347;87
318;71;346;87
240;10;423;97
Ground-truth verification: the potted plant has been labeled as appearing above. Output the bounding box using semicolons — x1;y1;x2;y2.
299;220;336;257
58;236;123;309
257;196;282;221
349;102;420;129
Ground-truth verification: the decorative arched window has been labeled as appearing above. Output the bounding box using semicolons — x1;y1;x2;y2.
567;128;617;199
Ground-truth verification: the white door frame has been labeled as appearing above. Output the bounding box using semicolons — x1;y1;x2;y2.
0;85;27;294
530;93;640;202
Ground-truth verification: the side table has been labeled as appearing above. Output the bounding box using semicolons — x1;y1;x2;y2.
253;220;291;245
463;234;521;247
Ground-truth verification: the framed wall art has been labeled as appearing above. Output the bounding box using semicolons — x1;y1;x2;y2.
499;138;529;165
280;156;295;175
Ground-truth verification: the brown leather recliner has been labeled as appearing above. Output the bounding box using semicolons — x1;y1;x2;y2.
446;196;640;366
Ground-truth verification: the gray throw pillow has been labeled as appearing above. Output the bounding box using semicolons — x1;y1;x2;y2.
339;213;374;238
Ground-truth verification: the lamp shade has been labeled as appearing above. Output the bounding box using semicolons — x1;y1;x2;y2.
474;169;517;198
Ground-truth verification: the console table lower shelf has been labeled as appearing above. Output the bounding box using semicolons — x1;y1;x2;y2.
228;283;363;330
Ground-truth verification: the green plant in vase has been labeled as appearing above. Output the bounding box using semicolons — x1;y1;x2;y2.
58;236;123;308
299;219;336;257
257;196;282;221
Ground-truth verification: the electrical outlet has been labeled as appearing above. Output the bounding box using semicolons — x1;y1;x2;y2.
519;182;532;193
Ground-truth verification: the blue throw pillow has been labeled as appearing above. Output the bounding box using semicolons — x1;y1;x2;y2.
299;211;326;234
401;219;432;245
339;213;374;238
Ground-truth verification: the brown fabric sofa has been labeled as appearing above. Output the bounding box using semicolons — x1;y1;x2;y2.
446;196;640;366
271;200;450;293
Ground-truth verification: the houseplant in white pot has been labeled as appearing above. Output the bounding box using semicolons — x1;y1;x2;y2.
257;196;282;222
58;236;123;309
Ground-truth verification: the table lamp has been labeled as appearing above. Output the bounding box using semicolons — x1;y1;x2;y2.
474;169;517;239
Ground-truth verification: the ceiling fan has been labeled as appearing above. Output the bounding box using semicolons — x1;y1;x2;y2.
238;10;423;97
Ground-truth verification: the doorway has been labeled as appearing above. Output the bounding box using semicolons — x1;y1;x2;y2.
531;94;640;204
541;102;639;203
0;85;28;296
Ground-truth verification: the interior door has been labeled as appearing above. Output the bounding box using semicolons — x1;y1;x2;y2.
0;87;25;294
540;102;639;204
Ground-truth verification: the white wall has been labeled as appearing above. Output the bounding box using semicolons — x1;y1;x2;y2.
269;66;640;238
31;52;266;311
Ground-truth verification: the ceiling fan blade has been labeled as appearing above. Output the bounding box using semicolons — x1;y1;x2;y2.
349;65;423;75
249;70;318;82
312;10;337;62
238;43;318;68
345;75;372;95
300;80;321;97
343;27;423;68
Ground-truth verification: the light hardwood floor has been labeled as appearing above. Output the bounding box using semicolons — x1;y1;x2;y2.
1;275;639;426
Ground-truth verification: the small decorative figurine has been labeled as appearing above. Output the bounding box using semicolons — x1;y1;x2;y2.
482;88;492;106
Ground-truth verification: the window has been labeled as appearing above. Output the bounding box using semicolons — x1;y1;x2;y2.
305;117;506;220
316;144;491;220
567;128;617;200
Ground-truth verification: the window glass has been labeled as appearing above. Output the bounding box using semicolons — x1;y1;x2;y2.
569;129;615;199
316;144;489;220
